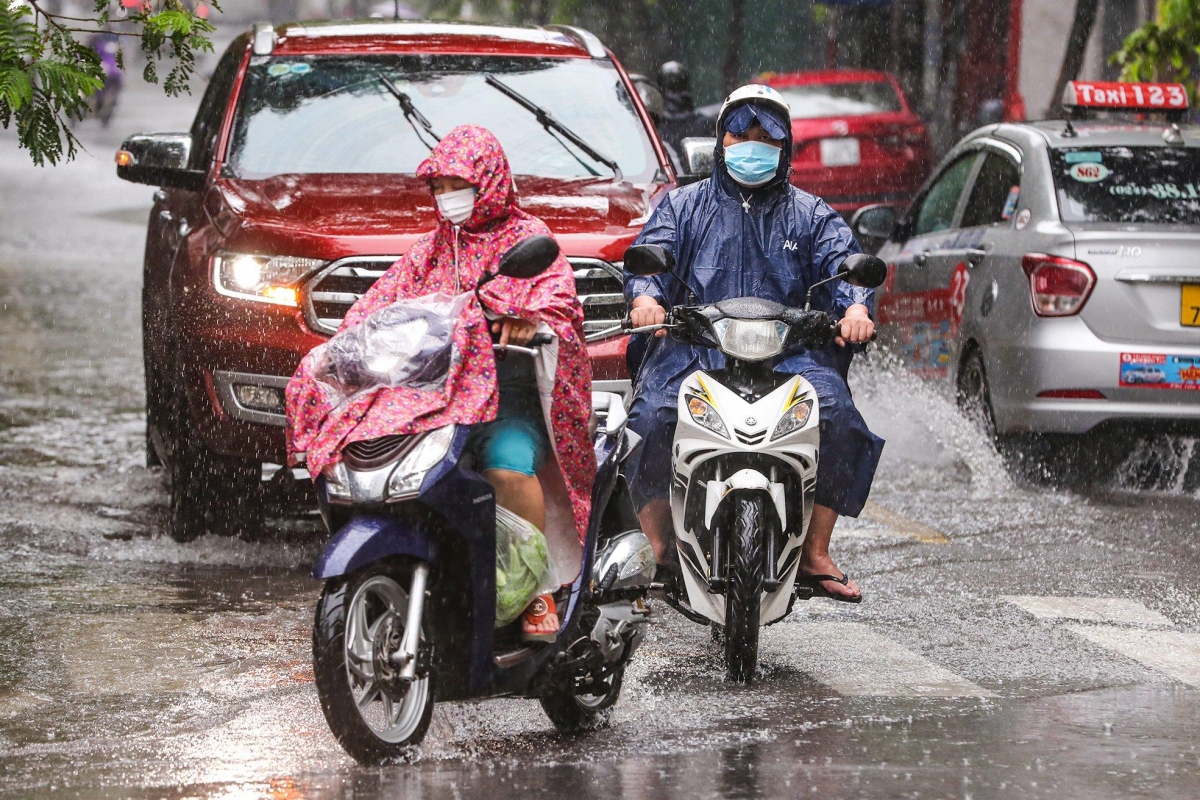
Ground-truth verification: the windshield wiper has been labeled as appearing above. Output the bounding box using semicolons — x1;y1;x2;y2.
380;75;441;151
483;73;622;180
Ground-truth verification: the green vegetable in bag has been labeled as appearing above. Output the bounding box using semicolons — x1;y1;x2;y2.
494;507;551;627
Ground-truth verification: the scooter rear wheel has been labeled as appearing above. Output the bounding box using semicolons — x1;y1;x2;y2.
313;562;435;763
540;665;624;733
723;495;764;683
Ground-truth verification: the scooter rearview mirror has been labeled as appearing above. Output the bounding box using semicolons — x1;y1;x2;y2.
839;253;888;289
623;244;674;277
495;235;560;280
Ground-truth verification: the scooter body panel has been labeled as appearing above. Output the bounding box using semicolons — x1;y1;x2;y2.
671;369;821;626
311;391;645;702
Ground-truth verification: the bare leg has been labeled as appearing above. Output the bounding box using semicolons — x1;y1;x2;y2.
638;498;674;565
798;504;861;600
484;468;545;530
484;468;557;635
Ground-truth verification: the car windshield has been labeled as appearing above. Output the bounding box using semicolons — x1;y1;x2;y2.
1050;146;1200;224
225;54;659;181
774;81;902;119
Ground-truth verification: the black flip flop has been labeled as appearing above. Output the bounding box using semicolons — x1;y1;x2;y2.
797;572;863;604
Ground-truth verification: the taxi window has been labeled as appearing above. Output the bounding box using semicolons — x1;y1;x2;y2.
961;151;1021;228
1050;146;1200;224
913;153;978;236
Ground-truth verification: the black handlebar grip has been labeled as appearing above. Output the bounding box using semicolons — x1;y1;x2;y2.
528;332;554;347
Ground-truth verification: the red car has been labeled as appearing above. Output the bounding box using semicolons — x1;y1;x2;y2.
759;69;931;215
116;20;670;541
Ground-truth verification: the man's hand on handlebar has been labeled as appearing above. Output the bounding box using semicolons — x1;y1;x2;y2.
630;295;668;337
836;304;875;347
492;316;538;347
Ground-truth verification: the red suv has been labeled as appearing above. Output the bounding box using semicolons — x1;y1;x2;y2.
116;21;672;541
758;69;931;215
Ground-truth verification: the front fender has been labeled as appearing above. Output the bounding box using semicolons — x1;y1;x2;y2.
312;514;437;579
704;469;787;529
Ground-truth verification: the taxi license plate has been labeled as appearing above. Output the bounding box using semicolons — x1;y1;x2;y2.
1182;284;1200;327
820;138;860;167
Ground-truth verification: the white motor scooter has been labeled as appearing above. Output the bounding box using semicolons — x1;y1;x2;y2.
622;245;887;682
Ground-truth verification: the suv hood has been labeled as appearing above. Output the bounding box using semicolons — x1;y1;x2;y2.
214;174;652;242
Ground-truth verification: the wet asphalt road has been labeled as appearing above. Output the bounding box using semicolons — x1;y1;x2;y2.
3;67;1200;800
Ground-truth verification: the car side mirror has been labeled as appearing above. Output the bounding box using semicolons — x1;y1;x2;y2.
677;137;716;184
115;133;206;190
849;204;898;253
840;253;888;289
624;244;675;277
495;235;560;279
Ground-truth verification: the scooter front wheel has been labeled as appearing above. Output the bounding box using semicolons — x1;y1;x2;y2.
723;495;764;683
313;562;434;763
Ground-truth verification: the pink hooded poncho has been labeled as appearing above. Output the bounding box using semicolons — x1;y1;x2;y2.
286;125;597;545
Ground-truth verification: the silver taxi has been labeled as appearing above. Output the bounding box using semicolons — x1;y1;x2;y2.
851;81;1200;445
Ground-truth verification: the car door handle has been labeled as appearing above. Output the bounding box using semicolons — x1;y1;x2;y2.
966;248;988;266
914;250;930;266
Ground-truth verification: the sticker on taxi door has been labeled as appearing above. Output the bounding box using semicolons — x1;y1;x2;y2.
1120;353;1200;389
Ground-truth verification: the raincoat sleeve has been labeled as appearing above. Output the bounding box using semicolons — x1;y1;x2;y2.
481;254;580;330
809;201;873;318
624;195;677;307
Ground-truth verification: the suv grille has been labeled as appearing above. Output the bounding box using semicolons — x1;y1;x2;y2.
304;255;625;337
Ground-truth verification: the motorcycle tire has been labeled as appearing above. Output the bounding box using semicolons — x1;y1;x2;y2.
313;562;435;764
723;494;764;684
540;665;624;733
165;359;262;542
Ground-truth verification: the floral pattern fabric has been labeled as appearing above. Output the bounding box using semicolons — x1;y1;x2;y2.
286;125;596;541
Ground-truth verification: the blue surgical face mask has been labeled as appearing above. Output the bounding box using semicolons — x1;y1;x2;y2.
724;140;782;187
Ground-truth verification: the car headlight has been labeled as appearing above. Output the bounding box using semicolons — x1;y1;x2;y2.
711;319;789;361
212;252;325;307
686;395;729;438
323;462;351;500
387;426;456;501
772;399;814;440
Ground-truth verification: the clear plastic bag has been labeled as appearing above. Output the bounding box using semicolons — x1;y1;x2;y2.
313;292;472;406
494;505;557;628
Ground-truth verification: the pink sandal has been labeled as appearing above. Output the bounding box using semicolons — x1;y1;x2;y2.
521;594;558;643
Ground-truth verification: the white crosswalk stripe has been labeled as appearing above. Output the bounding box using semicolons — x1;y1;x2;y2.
1004;595;1174;627
1005;595;1199;688
760;621;995;698
1068;626;1200;688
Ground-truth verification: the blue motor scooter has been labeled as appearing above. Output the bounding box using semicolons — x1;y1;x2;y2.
307;237;654;764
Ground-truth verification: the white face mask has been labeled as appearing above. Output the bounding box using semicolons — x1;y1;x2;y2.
435;187;476;225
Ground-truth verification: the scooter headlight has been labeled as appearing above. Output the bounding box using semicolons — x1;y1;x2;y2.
387;426;456;501
711;319;789;361
771;399;814;440
686;395;729;438
323;462;351;500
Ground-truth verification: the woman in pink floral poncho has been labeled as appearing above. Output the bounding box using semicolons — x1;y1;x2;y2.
286;125;596;639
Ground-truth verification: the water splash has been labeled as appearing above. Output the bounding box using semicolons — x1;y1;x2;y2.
1111;435;1200;494
850;351;1012;498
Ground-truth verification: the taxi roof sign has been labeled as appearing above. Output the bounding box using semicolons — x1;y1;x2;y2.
1062;80;1189;112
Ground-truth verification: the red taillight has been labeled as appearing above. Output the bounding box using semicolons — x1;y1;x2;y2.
1037;389;1106;399
1021;254;1096;317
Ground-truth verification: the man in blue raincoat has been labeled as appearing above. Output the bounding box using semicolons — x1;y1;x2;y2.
624;84;884;603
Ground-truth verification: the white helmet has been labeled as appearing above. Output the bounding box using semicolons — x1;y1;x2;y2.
716;84;791;133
